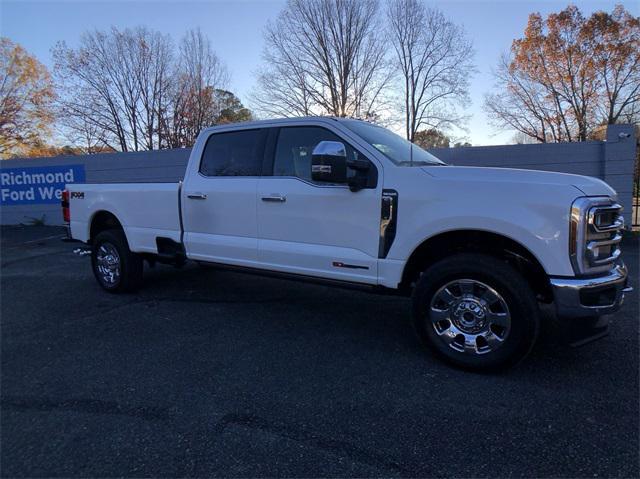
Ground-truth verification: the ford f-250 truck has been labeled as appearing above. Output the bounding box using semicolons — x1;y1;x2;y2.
63;117;632;370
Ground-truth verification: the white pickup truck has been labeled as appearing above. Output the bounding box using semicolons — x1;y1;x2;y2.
63;117;632;370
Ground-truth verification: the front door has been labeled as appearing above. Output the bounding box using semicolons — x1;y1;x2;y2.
182;128;266;267
257;126;382;284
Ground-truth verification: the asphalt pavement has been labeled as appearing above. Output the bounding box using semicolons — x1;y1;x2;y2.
1;225;638;477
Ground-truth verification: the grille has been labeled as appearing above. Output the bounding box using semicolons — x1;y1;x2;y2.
585;203;623;268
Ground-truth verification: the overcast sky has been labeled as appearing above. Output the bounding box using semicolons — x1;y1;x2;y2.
1;0;637;145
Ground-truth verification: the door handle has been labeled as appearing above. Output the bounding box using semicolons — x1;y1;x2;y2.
187;192;207;200
261;195;286;203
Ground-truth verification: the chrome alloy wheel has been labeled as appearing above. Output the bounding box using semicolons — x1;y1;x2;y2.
96;242;121;287
429;279;511;355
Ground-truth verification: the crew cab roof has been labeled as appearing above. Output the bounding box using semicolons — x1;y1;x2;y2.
200;116;365;135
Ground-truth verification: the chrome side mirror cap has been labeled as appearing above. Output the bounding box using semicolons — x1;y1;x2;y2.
312;141;347;158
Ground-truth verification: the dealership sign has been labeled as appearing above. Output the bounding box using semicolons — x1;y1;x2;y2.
0;165;86;205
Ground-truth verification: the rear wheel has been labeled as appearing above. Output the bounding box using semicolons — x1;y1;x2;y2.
91;229;143;293
412;253;540;371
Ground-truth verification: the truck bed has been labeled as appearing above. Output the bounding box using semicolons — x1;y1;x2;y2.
67;182;182;254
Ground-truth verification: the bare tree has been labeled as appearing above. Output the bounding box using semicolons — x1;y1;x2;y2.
135;28;174;150
160;28;230;147
54;27;173;152
387;0;474;142
253;48;314;117
252;0;391;119
56;113;106;154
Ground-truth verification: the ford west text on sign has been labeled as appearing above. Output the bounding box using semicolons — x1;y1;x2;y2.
1;165;86;205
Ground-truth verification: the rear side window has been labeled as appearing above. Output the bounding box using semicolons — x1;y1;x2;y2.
200;129;265;177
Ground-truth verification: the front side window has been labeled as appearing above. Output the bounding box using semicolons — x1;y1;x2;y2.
273;126;363;181
200;129;265;176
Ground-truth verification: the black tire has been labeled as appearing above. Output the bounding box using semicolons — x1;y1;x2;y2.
412;253;540;372
91;229;143;293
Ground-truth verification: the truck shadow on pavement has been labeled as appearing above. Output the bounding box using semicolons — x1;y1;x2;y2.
134;260;629;375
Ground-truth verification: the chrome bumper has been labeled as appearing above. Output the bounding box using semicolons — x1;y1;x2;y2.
550;263;632;319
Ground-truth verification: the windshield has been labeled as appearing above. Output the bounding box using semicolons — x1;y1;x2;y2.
342;120;446;166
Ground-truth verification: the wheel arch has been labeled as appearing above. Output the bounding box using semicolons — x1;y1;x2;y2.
400;229;552;301
89;210;124;244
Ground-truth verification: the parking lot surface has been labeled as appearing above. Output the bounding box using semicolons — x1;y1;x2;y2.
1;225;638;477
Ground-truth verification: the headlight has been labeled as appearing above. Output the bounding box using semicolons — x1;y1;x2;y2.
570;197;624;275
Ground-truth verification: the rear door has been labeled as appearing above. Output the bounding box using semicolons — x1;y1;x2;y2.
182;128;266;267
257;125;382;284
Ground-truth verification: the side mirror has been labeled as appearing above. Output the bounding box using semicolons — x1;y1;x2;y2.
346;157;371;192
311;141;347;184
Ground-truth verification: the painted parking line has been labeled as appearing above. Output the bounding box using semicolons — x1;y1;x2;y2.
3;234;66;249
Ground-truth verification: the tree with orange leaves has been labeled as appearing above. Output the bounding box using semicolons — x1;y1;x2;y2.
485;5;639;143
0;38;55;158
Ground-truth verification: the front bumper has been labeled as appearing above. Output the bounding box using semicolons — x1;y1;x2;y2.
550;263;632;319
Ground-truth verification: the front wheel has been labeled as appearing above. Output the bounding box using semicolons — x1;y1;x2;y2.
91;229;143;293
412;253;540;371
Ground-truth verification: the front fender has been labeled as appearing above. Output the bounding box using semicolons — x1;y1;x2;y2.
386;184;578;278
394;217;567;277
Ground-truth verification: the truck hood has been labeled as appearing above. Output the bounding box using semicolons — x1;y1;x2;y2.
422;166;616;198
